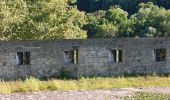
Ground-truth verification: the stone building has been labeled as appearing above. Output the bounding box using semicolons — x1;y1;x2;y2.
0;38;170;80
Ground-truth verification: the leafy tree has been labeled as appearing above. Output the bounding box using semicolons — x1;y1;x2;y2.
105;7;134;37
0;0;87;40
94;23;118;38
131;2;170;37
83;10;107;38
0;0;28;40
84;7;134;38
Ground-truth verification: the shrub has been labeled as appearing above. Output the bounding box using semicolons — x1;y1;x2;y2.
59;67;72;79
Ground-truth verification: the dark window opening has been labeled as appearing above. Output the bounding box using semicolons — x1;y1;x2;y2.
16;52;30;65
118;50;123;62
110;50;123;63
64;50;78;64
154;49;166;62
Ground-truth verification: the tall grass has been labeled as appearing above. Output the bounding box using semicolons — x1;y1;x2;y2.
0;76;170;93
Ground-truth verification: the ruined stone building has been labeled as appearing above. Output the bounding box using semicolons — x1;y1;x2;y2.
0;38;170;79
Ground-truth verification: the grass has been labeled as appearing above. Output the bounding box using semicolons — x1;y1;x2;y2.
0;75;170;93
123;92;170;100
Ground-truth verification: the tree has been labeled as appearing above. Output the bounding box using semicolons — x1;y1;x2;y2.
0;0;28;40
83;10;107;38
131;2;170;37
105;6;134;37
0;0;87;40
94;23;118;38
84;7;134;38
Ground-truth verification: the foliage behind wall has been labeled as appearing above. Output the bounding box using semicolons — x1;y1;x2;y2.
0;0;170;40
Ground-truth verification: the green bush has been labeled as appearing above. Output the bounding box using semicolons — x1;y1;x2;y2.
59;67;72;79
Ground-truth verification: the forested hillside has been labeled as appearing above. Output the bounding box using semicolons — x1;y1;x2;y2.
84;2;170;38
77;0;170;14
0;0;170;40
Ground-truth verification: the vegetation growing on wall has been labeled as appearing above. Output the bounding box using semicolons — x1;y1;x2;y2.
0;0;170;40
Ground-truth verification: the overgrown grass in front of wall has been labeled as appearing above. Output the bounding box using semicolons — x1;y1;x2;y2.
0;76;170;93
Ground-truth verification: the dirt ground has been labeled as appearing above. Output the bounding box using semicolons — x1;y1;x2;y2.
0;87;170;100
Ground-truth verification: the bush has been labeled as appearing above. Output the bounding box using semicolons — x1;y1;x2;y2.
59;67;72;79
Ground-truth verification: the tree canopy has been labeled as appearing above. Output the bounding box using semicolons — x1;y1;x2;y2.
77;0;170;14
0;0;87;40
0;0;170;40
83;2;170;38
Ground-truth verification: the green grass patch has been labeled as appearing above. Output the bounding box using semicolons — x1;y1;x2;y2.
0;76;170;93
123;92;170;100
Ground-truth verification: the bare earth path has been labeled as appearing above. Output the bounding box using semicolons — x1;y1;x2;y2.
1;87;170;100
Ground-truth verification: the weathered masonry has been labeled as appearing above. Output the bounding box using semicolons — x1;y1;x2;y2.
1;38;170;79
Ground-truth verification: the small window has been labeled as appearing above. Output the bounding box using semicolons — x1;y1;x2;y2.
109;50;123;63
16;52;30;65
118;50;123;62
64;50;78;64
154;49;166;62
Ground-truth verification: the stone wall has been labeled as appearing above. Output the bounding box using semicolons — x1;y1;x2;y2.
0;38;170;79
